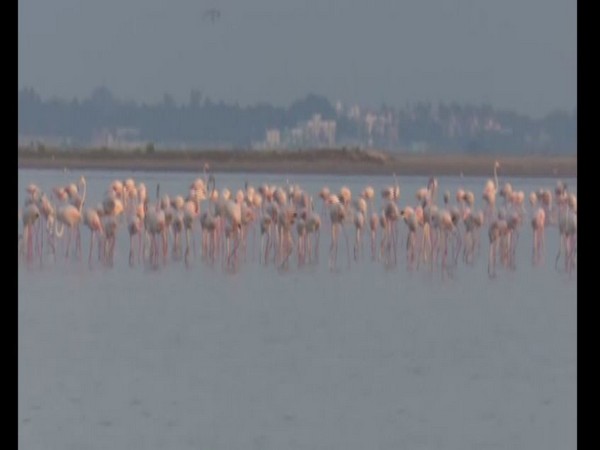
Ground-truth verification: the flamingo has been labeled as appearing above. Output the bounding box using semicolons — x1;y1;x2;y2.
531;207;546;266
223;199;243;269
296;216;307;266
318;186;330;218
37;193;56;262
101;213;119;267
461;209;484;265
56;176;87;259
436;209;456;275
368;212;378;261
505;211;522;270
169;195;185;260
555;207;577;274
418;202;437;270
328;198;351;270
99;188;125;267
145;208;167;267
383;201;400;265
482;161;500;223
126;208;143;267
427;177;438;206
443;191;463;264
83;207;104;267
240;201;256;262
144;184;168;267
401;206;418;268
277;205;297;269
488;217;508;278
22;204;40;264
182;200;198;266
537;190;553;225
200;210;218;263
304;210;321;264
259;214;273;265
362;185;375;213
353;210;365;261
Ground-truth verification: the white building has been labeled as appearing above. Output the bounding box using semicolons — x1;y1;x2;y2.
265;129;281;148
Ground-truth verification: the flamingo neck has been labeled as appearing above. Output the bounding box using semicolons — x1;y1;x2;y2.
493;167;498;190
79;180;87;213
55;220;65;237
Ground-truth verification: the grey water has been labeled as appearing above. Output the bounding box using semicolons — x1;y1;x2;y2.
19;169;576;450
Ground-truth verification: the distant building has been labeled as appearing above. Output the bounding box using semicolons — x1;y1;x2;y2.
348;105;361;121
91;127;145;149
304;114;336;147
265;129;281;148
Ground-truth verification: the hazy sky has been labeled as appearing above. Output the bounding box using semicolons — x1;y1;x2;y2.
18;0;576;118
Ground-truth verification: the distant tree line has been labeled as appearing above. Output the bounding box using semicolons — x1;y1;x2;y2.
18;87;576;154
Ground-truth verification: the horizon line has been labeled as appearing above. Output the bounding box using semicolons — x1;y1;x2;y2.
18;86;577;120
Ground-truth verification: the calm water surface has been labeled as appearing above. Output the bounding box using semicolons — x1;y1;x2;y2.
19;169;576;450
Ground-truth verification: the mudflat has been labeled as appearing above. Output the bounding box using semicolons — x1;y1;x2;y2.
18;148;577;178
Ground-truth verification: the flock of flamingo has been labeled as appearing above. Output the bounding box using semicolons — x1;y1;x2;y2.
18;162;577;278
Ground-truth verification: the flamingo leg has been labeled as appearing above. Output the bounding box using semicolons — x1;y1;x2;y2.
329;223;338;270
39;220;44;266
532;229;538;265
488;241;495;278
162;231;168;265
65;227;72;259
25;225;33;263
555;234;564;270
342;224;351;269
391;222;398;265
371;230;376;261
540;229;545;263
565;236;571;273
89;231;95;268
109;236;116;267
417;224;428;270
511;230;519;269
185;228;191;267
315;229;320;263
129;233;134;267
265;233;271;265
453;231;462;266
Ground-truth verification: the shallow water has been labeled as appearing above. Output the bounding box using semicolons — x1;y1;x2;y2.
19;169;576;450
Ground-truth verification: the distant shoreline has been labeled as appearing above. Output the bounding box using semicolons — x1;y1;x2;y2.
18;148;577;178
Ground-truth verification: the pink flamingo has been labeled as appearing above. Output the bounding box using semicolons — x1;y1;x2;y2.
56;176;87;260
304;210;321;264
383;201;400;265
555;204;577;275
22;204;40;264
200;210;218;263
531;207;546;266
369;213;378;261
144;184;168;267
328;197;351;270
296;216;307;266
182;200;197;266
482;161;500;223
488;217;508;278
126;208;143;267
223;199;243;270
277;205;297;269
259;213;273;265
401;206;418;269
83;207;104;267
